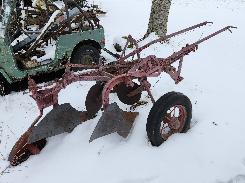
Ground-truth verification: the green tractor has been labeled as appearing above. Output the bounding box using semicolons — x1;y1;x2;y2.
0;0;105;95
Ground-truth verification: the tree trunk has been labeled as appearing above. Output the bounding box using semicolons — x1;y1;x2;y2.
146;0;172;37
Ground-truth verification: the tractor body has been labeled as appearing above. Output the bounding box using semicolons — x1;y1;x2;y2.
0;0;105;94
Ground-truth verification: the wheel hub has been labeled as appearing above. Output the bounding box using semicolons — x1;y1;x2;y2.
82;54;94;65
160;105;187;139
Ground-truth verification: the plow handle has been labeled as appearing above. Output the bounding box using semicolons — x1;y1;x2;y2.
164;25;237;66
194;26;237;45
159;21;213;42
126;25;237;84
118;21;213;62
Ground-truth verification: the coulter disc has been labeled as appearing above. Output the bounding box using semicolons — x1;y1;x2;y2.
116;82;142;105
85;82;104;117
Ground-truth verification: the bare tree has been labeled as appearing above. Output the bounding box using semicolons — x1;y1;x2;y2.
146;0;172;37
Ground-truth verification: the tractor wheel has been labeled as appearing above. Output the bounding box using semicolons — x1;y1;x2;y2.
70;45;100;66
85;82;104;117
0;75;10;96
146;92;192;146
116;82;142;105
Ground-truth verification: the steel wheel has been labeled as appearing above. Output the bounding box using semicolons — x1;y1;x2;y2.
85;82;104;117
116;82;142;105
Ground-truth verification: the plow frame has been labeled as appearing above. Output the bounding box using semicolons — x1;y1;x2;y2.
28;22;236;113
8;21;236;166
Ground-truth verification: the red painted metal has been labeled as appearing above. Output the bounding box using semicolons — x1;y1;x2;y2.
160;105;187;139
8;22;236;166
26;144;41;155
28;24;235;114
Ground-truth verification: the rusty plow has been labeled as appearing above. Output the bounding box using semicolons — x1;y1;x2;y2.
8;21;236;166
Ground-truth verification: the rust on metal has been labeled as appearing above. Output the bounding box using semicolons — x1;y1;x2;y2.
89;102;139;142
25;22;235;130
9;22;236;166
161;105;187;140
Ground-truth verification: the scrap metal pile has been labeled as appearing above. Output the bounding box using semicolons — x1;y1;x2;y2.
8;0;104;69
8;21;236;166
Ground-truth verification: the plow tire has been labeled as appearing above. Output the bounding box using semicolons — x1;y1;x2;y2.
85;82;104;117
146;92;192;146
116;82;141;105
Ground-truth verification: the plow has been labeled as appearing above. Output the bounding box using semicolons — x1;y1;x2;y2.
8;21;236;166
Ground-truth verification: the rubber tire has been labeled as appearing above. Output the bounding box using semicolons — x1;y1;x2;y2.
146;92;192;146
0;75;10;96
116;82;141;105
85;82;104;117
70;45;100;66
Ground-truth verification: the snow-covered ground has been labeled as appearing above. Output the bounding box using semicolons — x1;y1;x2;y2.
1;0;245;182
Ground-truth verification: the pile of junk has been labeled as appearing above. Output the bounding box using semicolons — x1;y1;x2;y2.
3;0;105;68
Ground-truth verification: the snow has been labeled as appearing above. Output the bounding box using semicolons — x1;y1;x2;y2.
11;34;29;47
1;0;245;183
52;1;65;10
31;39;57;63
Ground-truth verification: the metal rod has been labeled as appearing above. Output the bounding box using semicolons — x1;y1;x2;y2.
164;26;237;66
194;26;237;45
118;21;213;62
103;48;120;59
